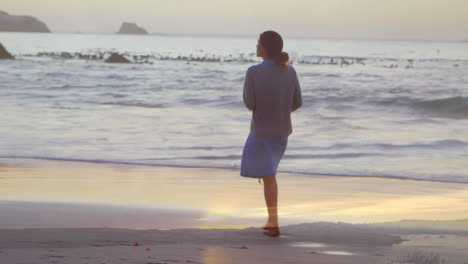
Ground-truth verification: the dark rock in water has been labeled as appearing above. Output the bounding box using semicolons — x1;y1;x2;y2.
0;10;50;32
105;53;131;63
117;22;148;35
0;43;14;59
60;52;73;59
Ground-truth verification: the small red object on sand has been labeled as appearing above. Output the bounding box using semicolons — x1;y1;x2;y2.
146;247;151;251
133;242;140;246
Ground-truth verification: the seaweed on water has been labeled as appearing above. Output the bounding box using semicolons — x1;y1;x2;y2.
388;249;446;264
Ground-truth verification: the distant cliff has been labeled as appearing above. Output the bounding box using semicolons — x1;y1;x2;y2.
117;22;148;35
0;10;50;33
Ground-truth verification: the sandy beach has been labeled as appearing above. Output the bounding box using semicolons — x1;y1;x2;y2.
1;218;468;263
1;158;468;263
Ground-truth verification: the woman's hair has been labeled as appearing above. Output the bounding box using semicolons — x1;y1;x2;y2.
259;30;289;68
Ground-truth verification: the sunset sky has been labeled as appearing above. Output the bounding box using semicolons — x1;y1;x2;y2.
3;0;468;40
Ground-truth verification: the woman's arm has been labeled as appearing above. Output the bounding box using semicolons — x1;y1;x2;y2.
243;68;256;111
292;70;302;112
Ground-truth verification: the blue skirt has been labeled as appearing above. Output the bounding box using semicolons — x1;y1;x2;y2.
240;130;288;178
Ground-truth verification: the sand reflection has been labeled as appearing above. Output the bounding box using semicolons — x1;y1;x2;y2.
203;247;230;264
291;242;326;248
1;159;468;228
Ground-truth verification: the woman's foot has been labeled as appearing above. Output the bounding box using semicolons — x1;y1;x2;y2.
263;222;278;230
263;227;280;237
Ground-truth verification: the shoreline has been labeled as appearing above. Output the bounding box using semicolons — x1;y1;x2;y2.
2;156;468;185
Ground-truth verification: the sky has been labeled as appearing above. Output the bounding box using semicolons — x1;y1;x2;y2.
2;0;468;40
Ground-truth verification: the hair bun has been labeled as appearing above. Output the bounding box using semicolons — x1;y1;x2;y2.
275;52;289;68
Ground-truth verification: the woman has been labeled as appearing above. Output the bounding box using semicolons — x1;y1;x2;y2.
240;31;302;237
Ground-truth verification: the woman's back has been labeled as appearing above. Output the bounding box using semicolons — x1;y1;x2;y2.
243;60;302;138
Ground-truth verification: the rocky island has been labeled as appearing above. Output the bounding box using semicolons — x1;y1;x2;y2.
117;22;148;35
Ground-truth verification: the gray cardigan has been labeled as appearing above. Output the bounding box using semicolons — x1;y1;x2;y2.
243;60;302;138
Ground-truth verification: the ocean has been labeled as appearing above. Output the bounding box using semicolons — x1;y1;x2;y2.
1;32;467;184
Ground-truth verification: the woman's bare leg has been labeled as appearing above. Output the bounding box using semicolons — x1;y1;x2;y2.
263;175;278;227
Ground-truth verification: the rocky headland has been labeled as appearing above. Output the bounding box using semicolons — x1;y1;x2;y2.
0;10;50;32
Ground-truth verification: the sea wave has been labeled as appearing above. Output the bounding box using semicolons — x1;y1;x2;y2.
140;152;384;161
287;140;468;151
20;50;468;67
89;101;166;108
368;140;468;150
150;140;468;152
411;96;468;119
1;155;467;184
371;96;468;119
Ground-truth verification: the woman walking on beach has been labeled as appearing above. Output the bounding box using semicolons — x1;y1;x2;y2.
241;31;302;237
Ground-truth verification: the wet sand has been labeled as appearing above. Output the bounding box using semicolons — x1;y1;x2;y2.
1;223;468;264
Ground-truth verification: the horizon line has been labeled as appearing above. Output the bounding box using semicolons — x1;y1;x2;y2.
1;30;467;43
